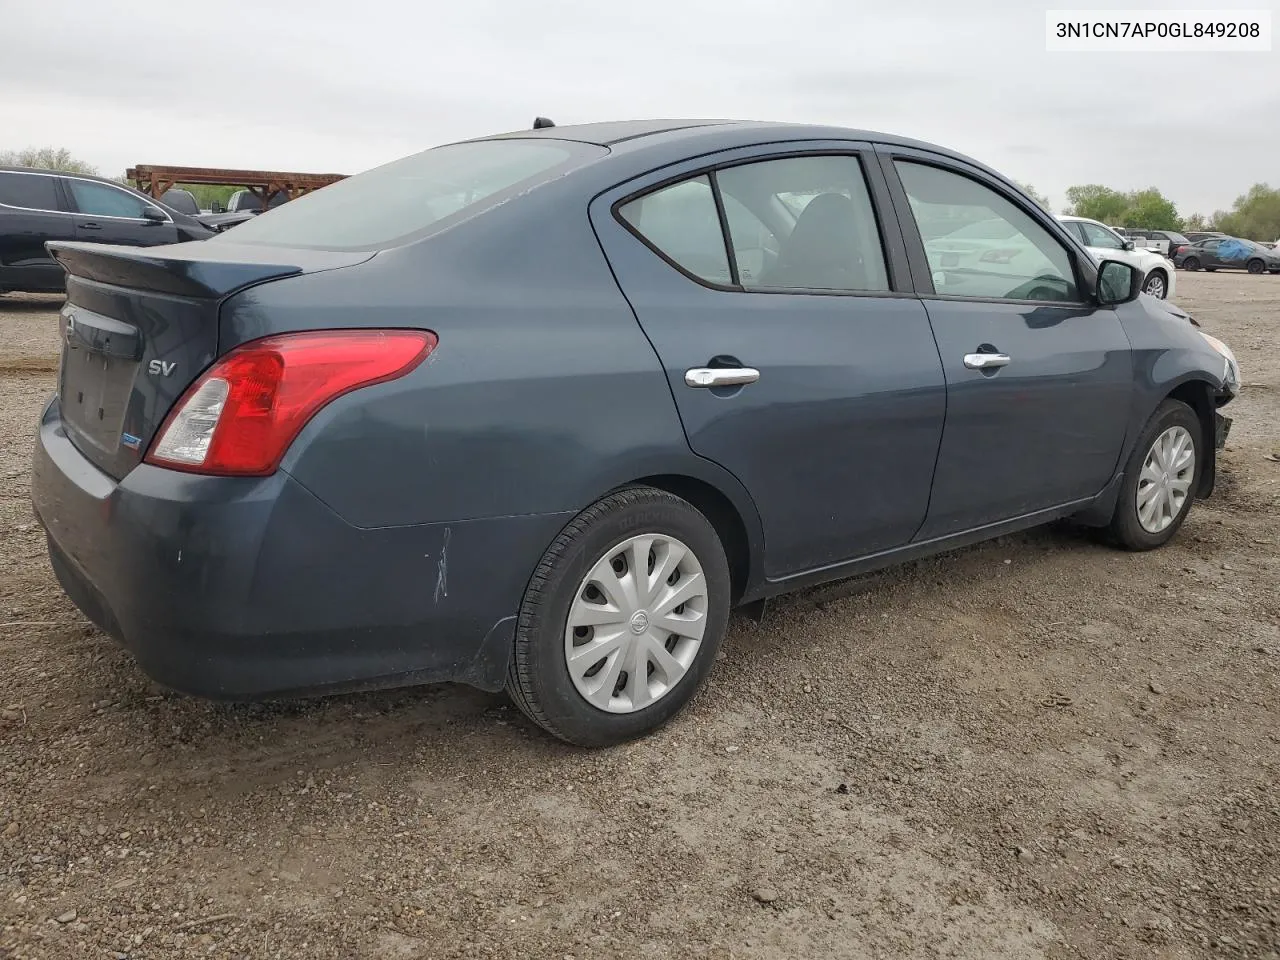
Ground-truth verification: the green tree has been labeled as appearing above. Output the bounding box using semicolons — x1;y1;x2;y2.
1211;184;1280;241
1017;182;1052;212
1065;184;1128;224
1182;212;1208;232
0;146;97;175
1123;189;1180;231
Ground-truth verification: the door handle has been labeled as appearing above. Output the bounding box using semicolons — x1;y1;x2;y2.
685;367;761;388
963;353;1011;370
78;222;102;230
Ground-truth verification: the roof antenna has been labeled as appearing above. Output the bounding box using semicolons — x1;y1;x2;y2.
532;116;555;129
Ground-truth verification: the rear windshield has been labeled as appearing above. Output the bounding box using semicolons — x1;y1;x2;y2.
213;139;602;251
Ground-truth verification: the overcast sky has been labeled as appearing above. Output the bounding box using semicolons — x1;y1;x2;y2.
2;0;1276;216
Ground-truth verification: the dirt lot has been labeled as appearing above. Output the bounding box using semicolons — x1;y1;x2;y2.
1;275;1277;960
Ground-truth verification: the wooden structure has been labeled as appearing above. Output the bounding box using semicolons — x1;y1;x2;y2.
126;165;348;205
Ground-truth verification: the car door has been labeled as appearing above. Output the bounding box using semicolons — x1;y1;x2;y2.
1076;218;1138;266
877;148;1132;538
590;144;946;578
0;170;75;292
63;177;180;247
1196;239;1222;268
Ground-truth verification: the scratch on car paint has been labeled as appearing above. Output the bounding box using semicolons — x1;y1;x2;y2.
177;549;182;565
434;528;451;603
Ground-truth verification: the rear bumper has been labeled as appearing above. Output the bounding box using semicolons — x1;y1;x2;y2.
31;397;569;700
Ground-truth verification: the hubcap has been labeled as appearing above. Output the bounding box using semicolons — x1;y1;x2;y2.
1137;425;1195;533
1144;275;1165;298
564;534;708;714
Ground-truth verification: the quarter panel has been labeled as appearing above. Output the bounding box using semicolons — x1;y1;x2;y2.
225;191;758;539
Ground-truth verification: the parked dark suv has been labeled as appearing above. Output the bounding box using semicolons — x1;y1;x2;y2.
0;167;213;295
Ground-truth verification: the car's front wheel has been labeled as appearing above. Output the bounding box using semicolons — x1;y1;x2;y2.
1182;256;1200;271
1109;399;1201;551
1142;269;1169;298
507;487;731;746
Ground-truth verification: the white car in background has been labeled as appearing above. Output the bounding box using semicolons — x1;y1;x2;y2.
1058;215;1177;300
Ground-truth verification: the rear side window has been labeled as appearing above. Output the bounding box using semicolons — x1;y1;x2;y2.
897;161;1079;303
0;171;60;211
215;140;600;251
68;180;154;219
718;155;889;292
618;176;732;284
618;153;890;293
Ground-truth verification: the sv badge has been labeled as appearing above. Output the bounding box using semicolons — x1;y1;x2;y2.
147;360;176;377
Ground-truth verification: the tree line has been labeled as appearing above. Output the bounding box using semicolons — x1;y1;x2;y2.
1012;180;1278;241
4;145;1278;242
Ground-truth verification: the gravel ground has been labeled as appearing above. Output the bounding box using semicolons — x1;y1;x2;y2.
1;274;1278;960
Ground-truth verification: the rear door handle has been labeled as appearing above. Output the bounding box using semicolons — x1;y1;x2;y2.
77;222;102;230
685;367;761;388
963;353;1011;370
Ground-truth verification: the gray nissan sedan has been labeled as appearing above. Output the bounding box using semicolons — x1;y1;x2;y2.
31;119;1239;746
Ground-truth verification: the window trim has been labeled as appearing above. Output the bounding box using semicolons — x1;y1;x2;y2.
610;148;908;299
0;169;68;215
64;175;173;224
877;148;1093;308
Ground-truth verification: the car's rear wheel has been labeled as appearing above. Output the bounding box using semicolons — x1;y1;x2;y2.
1182;257;1200;271
1142;269;1168;298
1109;399;1201;551
1247;258;1265;275
507;487;731;747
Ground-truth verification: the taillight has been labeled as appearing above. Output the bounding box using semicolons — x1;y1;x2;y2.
146;329;436;476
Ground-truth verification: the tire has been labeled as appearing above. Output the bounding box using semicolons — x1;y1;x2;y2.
1109;399;1201;551
1142;269;1168;298
1204;266;1217;272
1182;257;1200;271
506;486;731;747
1247;259;1265;275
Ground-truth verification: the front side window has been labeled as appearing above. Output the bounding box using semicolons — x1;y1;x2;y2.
896;161;1078;302
618;176;732;284
1078;221;1125;249
717;155;889;292
68;180;154;219
0;171;60;211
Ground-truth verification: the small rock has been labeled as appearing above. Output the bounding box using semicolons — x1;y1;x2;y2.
1148;681;1165;695
2;822;19;838
835;783;849;795
55;910;77;924
1016;846;1036;864
15;523;33;534
752;887;779;905
139;753;157;768
724;745;740;754
824;713;839;724
802;684;812;694
1003;559;1012;565
0;710;19;723
1221;563;1233;571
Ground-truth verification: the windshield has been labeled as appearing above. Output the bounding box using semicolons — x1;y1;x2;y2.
213;139;604;251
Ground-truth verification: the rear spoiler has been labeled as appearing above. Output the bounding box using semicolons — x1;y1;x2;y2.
46;241;368;300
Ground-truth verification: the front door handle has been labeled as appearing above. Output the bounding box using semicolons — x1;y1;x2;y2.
77;222;102;230
685;367;761;388
963;353;1011;370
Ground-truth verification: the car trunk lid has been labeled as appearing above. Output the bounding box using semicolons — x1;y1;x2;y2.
48;240;372;480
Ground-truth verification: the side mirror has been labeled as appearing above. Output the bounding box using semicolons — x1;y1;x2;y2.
1122;239;1135;251
1097;259;1143;305
142;206;166;222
